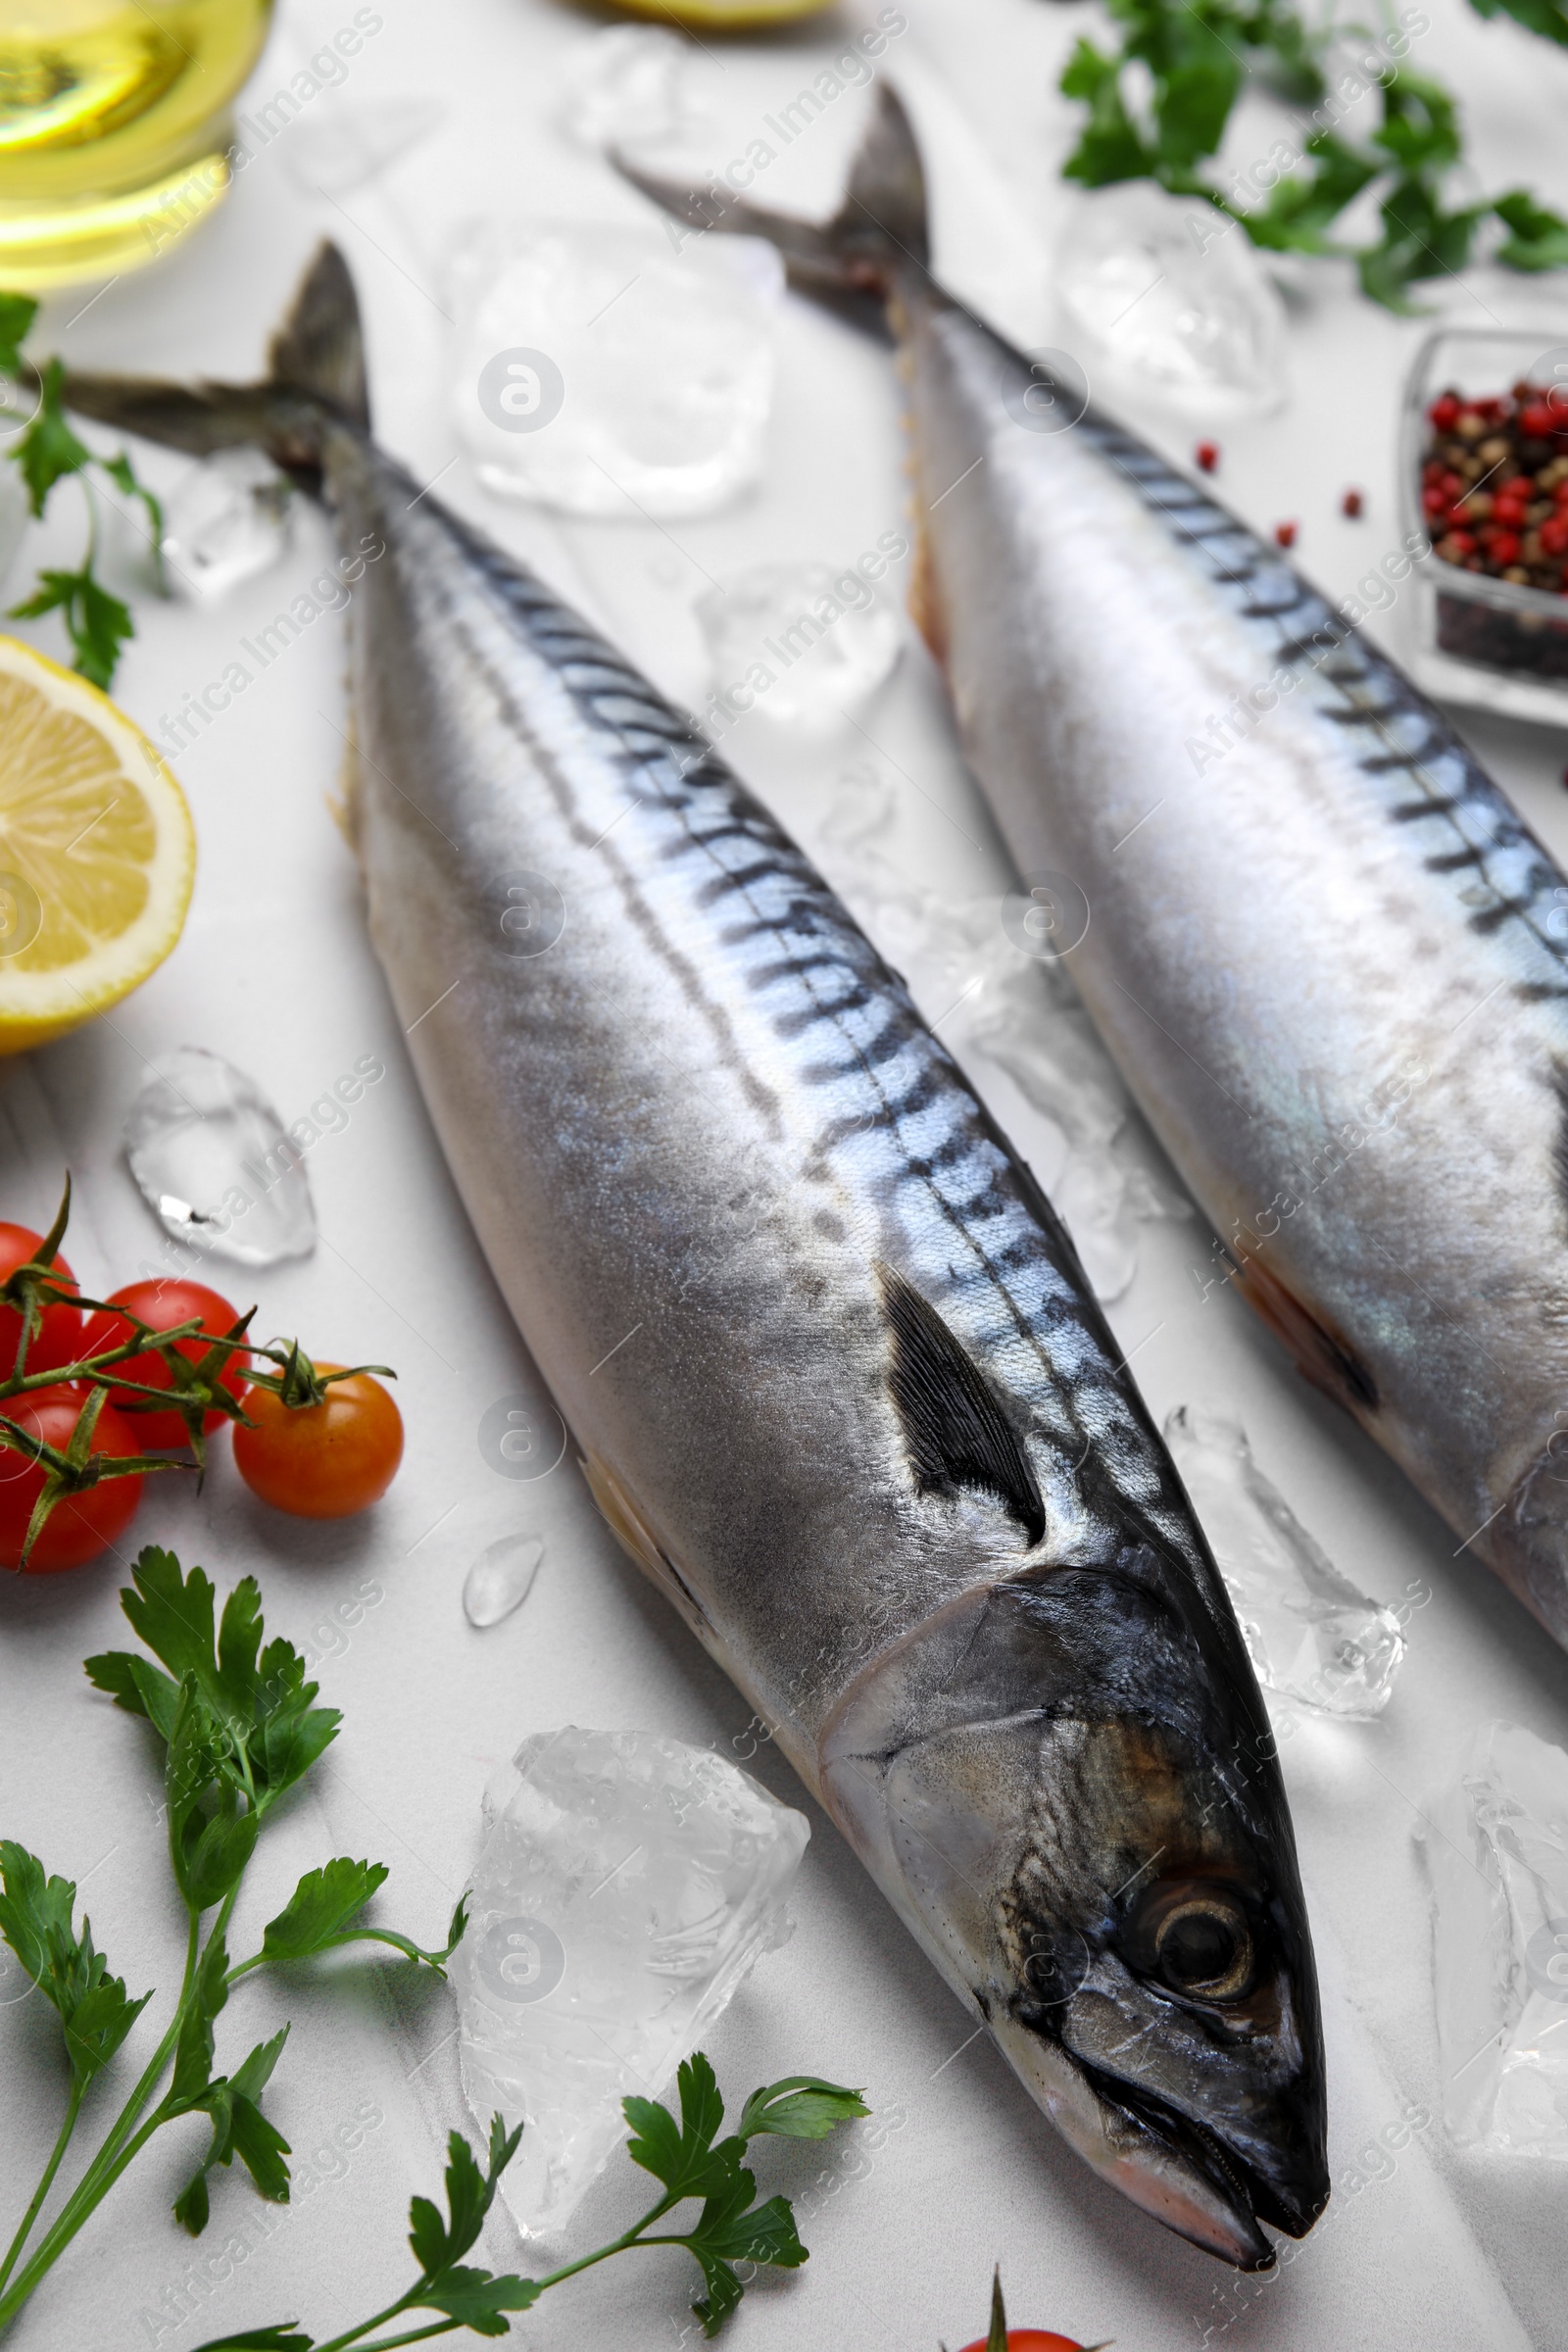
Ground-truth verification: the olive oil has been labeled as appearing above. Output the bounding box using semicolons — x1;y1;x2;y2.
0;1;272;287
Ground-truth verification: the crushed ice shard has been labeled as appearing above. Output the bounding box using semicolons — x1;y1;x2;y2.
452;1725;808;2236
697;562;902;732
464;1534;544;1628
1420;1720;1568;2154
558;26;696;151
161;450;292;603
1164;1405;1405;1716
1054;183;1286;416
123;1046;316;1268
452;221;783;517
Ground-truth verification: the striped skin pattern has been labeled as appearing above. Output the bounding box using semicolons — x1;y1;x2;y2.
321;421;1325;2266
905;285;1568;1644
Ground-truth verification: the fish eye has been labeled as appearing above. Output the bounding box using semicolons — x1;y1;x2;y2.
1154;1897;1252;1999
1137;1886;1255;2002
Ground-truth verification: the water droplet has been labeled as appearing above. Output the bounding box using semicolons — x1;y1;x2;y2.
464;1534;544;1629
123;1047;317;1268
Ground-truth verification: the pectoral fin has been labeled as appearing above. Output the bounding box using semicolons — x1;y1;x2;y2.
876;1260;1046;1546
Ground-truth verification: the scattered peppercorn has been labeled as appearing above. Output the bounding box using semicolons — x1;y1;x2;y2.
1342;488;1364;518
1274;520;1298;549
1196;441;1219;473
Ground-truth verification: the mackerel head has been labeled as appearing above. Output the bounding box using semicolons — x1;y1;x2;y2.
60;247;1329;2268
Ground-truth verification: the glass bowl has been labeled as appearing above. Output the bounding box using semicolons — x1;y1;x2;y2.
1399;325;1568;726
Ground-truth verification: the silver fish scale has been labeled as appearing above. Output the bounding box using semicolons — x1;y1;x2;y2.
336;443;1218;1738
906;291;1568;1633
1083;416;1568;990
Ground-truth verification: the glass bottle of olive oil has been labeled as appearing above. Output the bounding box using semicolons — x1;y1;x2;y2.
0;1;273;288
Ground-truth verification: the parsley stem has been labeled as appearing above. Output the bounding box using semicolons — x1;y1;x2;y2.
348;2328;464;2350
0;2079;83;2296
311;2292;423;2352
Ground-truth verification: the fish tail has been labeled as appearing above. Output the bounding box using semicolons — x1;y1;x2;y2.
612;82;929;318
59;241;368;484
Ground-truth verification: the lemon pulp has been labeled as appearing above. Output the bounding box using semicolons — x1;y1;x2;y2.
0;635;195;1050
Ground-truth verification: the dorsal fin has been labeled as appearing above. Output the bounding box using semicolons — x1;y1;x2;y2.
876;1261;1045;1546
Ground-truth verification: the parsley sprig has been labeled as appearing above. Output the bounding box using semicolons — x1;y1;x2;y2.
0;297;163;688
1055;0;1568;310
187;2054;868;2349
0;1177;392;1564
0;1549;466;2334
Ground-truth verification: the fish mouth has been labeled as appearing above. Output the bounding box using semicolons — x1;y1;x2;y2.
1078;2058;1327;2261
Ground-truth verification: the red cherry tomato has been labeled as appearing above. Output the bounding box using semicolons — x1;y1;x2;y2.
0;1224;82;1377
0;1388;144;1572
232;1364;403;1520
78;1279;248;1450
957;2334;1087;2351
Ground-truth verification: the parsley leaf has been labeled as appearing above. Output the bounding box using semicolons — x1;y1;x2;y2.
0;292;36;378
735;2075;870;2143
261;1858;390;1961
1494;188;1568;268
12;358;90;518
8;562;132;691
0;1842;151;2088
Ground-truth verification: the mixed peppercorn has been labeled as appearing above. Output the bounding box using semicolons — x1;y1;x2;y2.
1422;385;1568;590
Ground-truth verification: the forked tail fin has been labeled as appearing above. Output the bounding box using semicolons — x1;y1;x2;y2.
612;81;930;318
58;242;368;483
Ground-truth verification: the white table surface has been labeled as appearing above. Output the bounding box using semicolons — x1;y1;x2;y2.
4;1;1568;2347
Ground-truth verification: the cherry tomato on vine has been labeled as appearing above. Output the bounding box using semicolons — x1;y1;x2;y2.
233;1364;403;1520
957;2335;1089;2351
0;1223;82;1377
0;1388;144;1572
78;1279;248;1450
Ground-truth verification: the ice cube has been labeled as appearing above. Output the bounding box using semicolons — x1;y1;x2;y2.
558;26;697;152
697;563;902;733
1163;1406;1405;1716
452;221;784;518
161;451;293;604
1419;1721;1568;2153
123;1046;316;1268
464;1533;545;1629
452;1725;808;2237
280;98;446;195
1054;184;1286;417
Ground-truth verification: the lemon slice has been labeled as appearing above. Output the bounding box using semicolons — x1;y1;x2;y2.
604;0;833;24
0;636;195;1053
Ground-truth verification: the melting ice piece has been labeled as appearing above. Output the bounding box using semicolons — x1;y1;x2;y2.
1420;1721;1568;2153
123;1047;316;1268
558;26;696;151
452;221;784;518
1164;1406;1404;1717
279;98;446;194
464;1533;545;1629
1054;184;1286;416
161;451;292;604
453;1725;808;2236
697;563;902;732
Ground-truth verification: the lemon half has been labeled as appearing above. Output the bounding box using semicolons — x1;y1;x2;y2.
603;0;834;24
0;636;195;1053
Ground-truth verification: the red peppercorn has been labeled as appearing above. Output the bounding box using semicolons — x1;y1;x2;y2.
1493;497;1529;528
1430;393;1460;431
1553;479;1568;507
1422;485;1449;515
1341;488;1364;518
1519;401;1559;439
1195;440;1219;473
1541;515;1568;558
1446;530;1477;557
1273;520;1298;548
1489;529;1523;566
